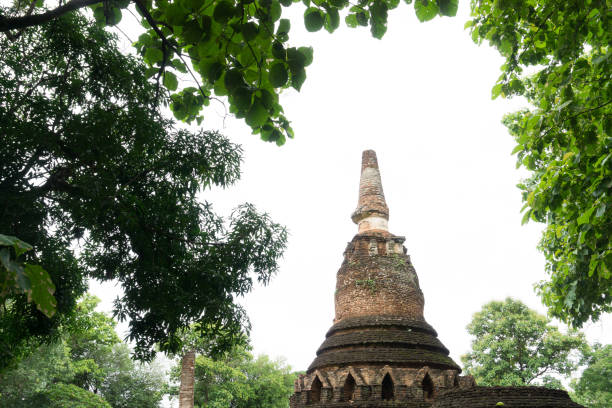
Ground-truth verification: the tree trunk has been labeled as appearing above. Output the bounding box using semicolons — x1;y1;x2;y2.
178;349;196;408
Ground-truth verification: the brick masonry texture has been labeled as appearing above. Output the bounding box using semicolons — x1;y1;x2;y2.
433;387;583;408
335;233;424;322
289;151;584;408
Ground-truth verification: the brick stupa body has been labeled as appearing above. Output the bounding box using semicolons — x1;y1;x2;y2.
289;151;583;408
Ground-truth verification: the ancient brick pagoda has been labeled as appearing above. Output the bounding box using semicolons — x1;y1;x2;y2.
289;151;583;408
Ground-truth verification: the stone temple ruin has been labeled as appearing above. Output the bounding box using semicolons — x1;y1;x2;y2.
289;150;583;408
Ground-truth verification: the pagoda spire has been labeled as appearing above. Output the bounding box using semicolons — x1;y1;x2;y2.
351;150;389;233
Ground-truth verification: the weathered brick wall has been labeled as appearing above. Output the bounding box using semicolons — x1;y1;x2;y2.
292;365;467;407
334;233;424;322
433;386;584;408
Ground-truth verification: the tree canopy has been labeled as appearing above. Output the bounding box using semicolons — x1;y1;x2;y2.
1;0;609;359
571;343;612;408
468;0;611;327
0;295;167;408
0;0;458;145
0;10;287;365
461;298;587;388
170;342;297;408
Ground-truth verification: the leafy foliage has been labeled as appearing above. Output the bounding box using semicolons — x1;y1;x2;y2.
170;343;297;408
571;344;612;408
0;295;167;408
468;0;612;327
0;234;57;318
0;0;456;145
35;383;113;408
461;298;587;387
0;11;287;363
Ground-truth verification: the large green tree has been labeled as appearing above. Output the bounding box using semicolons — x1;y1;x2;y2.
461;298;587;387
0;10;287;366
170;343;297;408
0;295;167;408
468;0;611;327
0;0;457;145
571;343;612;408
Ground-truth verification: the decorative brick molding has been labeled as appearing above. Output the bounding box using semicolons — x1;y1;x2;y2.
433;386;583;408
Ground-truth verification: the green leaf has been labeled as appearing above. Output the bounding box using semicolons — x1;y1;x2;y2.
1;247;30;292
213;1;235;23
207;62;224;82
324;7;340;33
345;13;358;28
437;0;457;17
521;210;532;225
163;71;178;91
144;48;164;65
93;6;106;24
286;47;306;73
24;264;57;318
0;234;33;257
356;12;368;26
165;3;187;26
511;145;523;155
224;70;243;92
371;22;387;39
304;8;324;32
106;8;122;25
298;47;314;66
232;87;253;111
269;63;288;87
291;68;306;91
491;83;503;99
414;0;439;22
272;41;286;60
246;100;268;127
242;22;259;41
182;20;204;43
277;18;290;35
269;0;282;21
577;207;596;225
370;0;388;24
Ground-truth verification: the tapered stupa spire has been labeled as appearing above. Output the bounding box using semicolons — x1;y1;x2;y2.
351;150;389;233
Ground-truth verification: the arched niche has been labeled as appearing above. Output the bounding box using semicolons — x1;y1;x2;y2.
311;376;322;403
422;373;435;402
381;373;394;400
343;373;356;401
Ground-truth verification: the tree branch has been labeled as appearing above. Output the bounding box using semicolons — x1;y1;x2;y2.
0;0;103;32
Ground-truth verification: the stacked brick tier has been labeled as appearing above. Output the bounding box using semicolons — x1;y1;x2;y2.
309;316;458;372
433;387;583;408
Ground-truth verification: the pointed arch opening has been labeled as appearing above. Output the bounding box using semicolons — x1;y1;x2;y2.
343;373;356;401
311;376;322;403
422;373;435;401
381;373;394;400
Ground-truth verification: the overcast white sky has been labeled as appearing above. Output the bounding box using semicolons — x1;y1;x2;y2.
91;0;611;378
